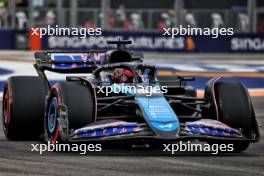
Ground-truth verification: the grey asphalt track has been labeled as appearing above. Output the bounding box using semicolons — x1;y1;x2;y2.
0;53;264;176
0;97;263;176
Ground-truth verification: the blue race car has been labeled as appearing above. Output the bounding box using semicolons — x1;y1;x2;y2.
2;40;260;152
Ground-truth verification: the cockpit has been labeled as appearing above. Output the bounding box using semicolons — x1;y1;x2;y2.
98;65;157;86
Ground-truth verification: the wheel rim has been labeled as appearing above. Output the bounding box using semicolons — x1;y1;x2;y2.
2;88;10;130
47;98;57;134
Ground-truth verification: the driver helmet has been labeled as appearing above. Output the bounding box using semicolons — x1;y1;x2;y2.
113;68;134;83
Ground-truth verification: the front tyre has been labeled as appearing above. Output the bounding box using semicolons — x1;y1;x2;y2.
205;81;255;152
45;82;94;142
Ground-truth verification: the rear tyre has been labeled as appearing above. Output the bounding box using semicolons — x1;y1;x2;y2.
206;82;254;152
2;76;46;140
45;81;94;142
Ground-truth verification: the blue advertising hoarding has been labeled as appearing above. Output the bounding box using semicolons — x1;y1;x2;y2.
41;31;264;53
0;29;16;49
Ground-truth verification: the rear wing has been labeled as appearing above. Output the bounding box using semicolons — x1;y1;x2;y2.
34;51;106;73
34;51;143;73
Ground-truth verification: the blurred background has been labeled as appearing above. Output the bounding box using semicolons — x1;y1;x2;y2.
1;2;264;173
0;0;264;96
0;0;262;50
2;0;263;31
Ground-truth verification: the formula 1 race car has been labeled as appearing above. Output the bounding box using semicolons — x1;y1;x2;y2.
2;40;260;153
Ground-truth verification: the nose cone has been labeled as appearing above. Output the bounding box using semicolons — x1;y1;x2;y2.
136;96;180;137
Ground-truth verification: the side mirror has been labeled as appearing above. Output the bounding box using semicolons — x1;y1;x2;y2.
179;76;195;81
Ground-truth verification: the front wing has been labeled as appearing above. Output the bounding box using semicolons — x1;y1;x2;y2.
65;121;259;144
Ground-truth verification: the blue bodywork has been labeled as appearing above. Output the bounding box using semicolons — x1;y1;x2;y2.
109;83;180;136
73;83;180;138
111;83;180;134
136;97;179;133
